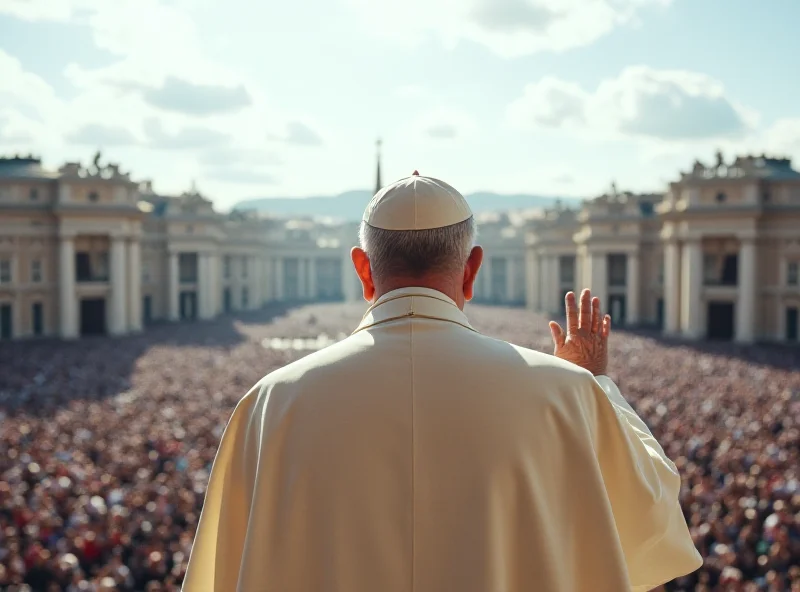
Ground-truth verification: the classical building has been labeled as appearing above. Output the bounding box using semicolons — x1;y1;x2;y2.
0;154;364;340
1;150;798;343
470;211;531;306
526;154;800;343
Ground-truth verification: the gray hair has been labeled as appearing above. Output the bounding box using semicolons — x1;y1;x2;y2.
358;217;477;280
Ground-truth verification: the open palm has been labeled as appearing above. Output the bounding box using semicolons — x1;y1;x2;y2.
549;289;611;377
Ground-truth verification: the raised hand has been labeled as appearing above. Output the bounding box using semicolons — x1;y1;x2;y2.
548;289;611;376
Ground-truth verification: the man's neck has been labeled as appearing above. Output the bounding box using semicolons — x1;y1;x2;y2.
373;277;465;309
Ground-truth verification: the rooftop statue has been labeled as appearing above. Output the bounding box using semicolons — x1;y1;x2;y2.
92;150;103;175
715;150;725;170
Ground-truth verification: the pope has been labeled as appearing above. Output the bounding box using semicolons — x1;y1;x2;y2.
183;173;702;592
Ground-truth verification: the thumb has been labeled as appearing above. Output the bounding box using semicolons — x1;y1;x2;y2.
549;321;566;349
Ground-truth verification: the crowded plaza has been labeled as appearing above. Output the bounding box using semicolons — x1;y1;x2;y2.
0;302;798;591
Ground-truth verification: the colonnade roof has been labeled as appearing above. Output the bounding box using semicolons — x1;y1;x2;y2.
678;153;800;183
0;155;59;179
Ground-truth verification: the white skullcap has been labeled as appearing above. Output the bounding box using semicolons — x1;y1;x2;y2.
362;171;473;231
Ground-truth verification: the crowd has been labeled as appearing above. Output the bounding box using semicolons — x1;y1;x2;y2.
0;302;798;591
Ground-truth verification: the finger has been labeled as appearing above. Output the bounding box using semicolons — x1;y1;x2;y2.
601;314;611;338
549;321;566;348
565;292;578;335
578;289;592;331
590;296;601;334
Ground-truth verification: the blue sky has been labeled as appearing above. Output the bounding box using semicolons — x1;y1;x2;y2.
1;0;800;210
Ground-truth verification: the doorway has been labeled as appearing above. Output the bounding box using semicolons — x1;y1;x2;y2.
180;291;197;321
223;288;232;313
787;307;798;342
0;304;11;339
707;301;734;341
656;298;664;330
32;302;43;336
609;294;627;325
143;296;152;324
80;298;106;336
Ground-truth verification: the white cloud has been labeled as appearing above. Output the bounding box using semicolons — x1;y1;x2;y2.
552;172;575;184
0;50;63;147
508;66;756;141
284;121;324;146
507;77;587;128
142;77;252;116
65;124;138;146
761;118;800;158
413;108;477;141
0;116;34;145
344;0;670;58
143;119;231;150
197;147;282;167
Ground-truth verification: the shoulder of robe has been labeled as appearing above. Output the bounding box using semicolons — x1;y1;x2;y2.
251;334;365;391
478;335;596;379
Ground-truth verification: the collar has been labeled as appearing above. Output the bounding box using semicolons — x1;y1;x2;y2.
352;287;477;335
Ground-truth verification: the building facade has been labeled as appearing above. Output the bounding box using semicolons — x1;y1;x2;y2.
1;152;798;343
0;155;365;340
527;155;800;343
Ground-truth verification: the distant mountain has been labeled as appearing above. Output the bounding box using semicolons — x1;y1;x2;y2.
233;190;567;221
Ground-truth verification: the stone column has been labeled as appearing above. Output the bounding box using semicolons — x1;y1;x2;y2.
109;237;127;335
210;254;220;315
198;253;212;319
626;252;640;325
12;290;22;338
208;254;218;316
231;257;243;310
474;259;485;300
308;258;317;301
578;250;589;291
298;258;307;300
735;238;757;343
248;256;260;310
127;239;142;332
168;251;179;321
483;256;493;302
590;253;608;314
58;236;78;339
261;258;273;304
680;239;703;339
664;241;681;335
505;257;515;304
525;249;538;311
342;253;358;303
553;255;563;310
540;255;551;313
276;258;286;302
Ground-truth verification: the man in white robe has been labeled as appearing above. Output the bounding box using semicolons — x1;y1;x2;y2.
183;173;702;592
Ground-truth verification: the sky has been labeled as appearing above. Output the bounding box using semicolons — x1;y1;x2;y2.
2;0;800;211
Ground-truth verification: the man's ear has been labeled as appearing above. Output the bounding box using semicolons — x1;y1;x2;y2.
351;247;375;301
462;245;483;301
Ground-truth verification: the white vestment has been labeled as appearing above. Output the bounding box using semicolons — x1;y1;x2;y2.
183;287;702;592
